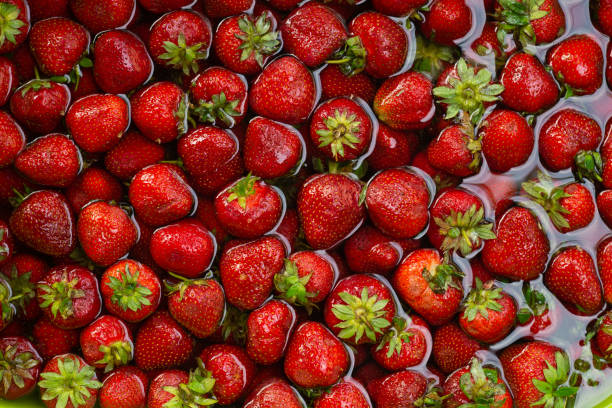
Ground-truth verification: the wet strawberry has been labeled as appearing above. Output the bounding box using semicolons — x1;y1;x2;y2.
244;377;304;408
104;130;165;181
371;317;428;371
343;225;411;275
0;336;42;400
0;57;17;106
319;64;377;104
0;253;47;320
0;0;30;54
32;317;79;360
70;0;136;33
199;344;256;404
246;299;295;365
495;0;565;45
314;380;370;408
432;322;483;374
65;167;123;213
202;0;254;19
10;79;71;134
80;315;133;372
421;0;473;46
99;365;148;408
0;110;25;168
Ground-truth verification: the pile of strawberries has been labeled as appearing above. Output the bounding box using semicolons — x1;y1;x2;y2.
2;0;612;407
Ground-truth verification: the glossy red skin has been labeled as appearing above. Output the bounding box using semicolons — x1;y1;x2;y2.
11;81;70;135
324;274;397;344
598;236;612;304
366;168;430;239
40;354;99;408
433;322;483;374
421;0;472;46
168;279;224;338
101;260;161;323
343;225;406;275
130;81;185;144
0;337;42;400
246;299;295;365
12;44;36;82
471;21;507;57
80;315;133;369
93;30;153;94
249;56;316;125
9;190;77;257
479;109;534;173
444;365;512;408
178;125;240;179
191;67;249;126
0;110;25;167
139;0;193;14
202;0;253;18
0;0;30;54
147;370;188;408
320;64;377;104
128;163;195;226
372;325;428;371
244;377;303;408
459;289;517;343
0;253;48;320
104;130;165;181
274;209;298;252
281;3;347;68
527;0;565;44
470;257;495;287
372;0;426;15
547;34;603;95
314;380;370;408
604;120;612;188
29;17;89;76
220;236;285;310
0;57;17;106
287;251;336;303
598;190;612;229
195;196;230;243
65;167;123;213
200;344;256;405
134;310;194;371
32;317;80;360
593;0;612;36
557;183;595;233
544;246;603;315
189;154;245;197
29;0;69;21
284;321;349;388
595;313;612;360
428;124;478;177
368;124;417;171
99;365;147;408
367;370;428;408
70;0;135;33
298;173;365;249
538;109;601;172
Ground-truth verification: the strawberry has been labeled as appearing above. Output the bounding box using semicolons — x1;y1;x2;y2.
220;236;285;310
214;12;281;76
101;259;161;323
432;322;483;374
69;66;98;99
80;315;133;372
365;168;430;239
343;225;411;275
15;134;81;188
500;53;559;113
147;365;216;408
9;190;77;257
92;30;153;94
0;110;25;167
371;317;428;371
130;81;188;144
70;0;136;33
0;168;32;206
471;21;510;59
244;116;303;179
495;0;565;46
482;206;549;280
104;130;165;180
0;336;42;400
246;299;295;365
499;341;578;408
215;174;283;239
428;188;495;256
393;248;463;325
28;17;90;76
322;66;375;107
10;79;71;134
281;3;347;68
427;121;482;177
373;71;434;130
249;55;316;125
32;317;79;360
0;56;17;106
516;282;554;334
275;208;299;251
284;321;349;388
593;0;612;36
421;0;472;46
99;366;148;408
546;34;603;96
128;163;195;226
544;246;603;315
478;109;534;173
66;93;129;153
195;196;230;243
314;380;370;408
199;344;256;404
367;370;442;408
0;220;13;268
167;276;224;338
595;311;612;361
244;377;304;408
598;236;612;304
65;167;123;213
297;172;365;249
538;108;601;173
372;0;427;15
0;0;30;54
150;218;216;278
186;151;244;197
0;253;48;320
0;276;15;331
38;353;102;408
134;310;194;371
202;0;253;18
310;97;373;162
138;0;194;14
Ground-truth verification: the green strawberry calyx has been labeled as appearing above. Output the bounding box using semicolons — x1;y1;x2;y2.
0;3;25;47
517;282;549;325
531;351;578;407
458;358;508;407
521;172;571;230
19;78;54;96
462;278;504;321
0;344;40;394
95;340;133;373
192;91;241;127
163;358;217;408
496;0;549;47
165;273;212;302
375;316;415;358
413;35;458;81
38;274;84;320
235;13;281;68
331;287;391;343
574;150;602;184
226;173;259;210
316;109;362;162
106;264;153;312
0;278;14;324
421;262;464;294
3;266;35;315
414;384;448;407
274;259;318;313
433;58;504;125
38;356;102;408
159;33;208;76
434;203;496;257
326;36;367;77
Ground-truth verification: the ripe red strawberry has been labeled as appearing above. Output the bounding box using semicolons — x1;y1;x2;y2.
214;12;280;76
319;64;377;104
0;0;30;54
66;93;129;153
134;310;194;371
138;0;194;14
593;0;612;36
0;57;18;106
495;0;565;45
471;21;511;59
0;110;25;167
28;17;89;76
246;299;295;365
80;315;133;372
371;317;428;371
202;0;253;18
9;190;76;257
220;236;285;310
10;79;71;134
367;370;442;408
427;121;482;177
195;196;230;243
284;321;349;388
101;259;161;323
128;163;195;226
595;311;612;361
499;341;577;408
167;277;224;338
38;353;102;408
130;81;188;144
92;30;153;94
432;322;483;374
314;380;370;408
36;265;101;329
104;130;165;180
147;365;216;408
478;109;534;173
199;344;256;404
249;55;316;125
70;0;136;33
393;248;463;325
65;167;123;213
598;237;612;304
297;172;365;249
366;168;430;239
0;336;42;400
99;365;148;408
546;34;603;96
500;53;559;113
482;206;549;280
77;201;139;266
15;134;81;188
372;0;427;15
0;253;48;320
244;377;304;408
421;0;472;45
150;218;216;278
32;317;79;360
373;71;434;130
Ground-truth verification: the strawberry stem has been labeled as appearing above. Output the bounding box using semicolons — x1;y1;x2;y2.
331;287;391;343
